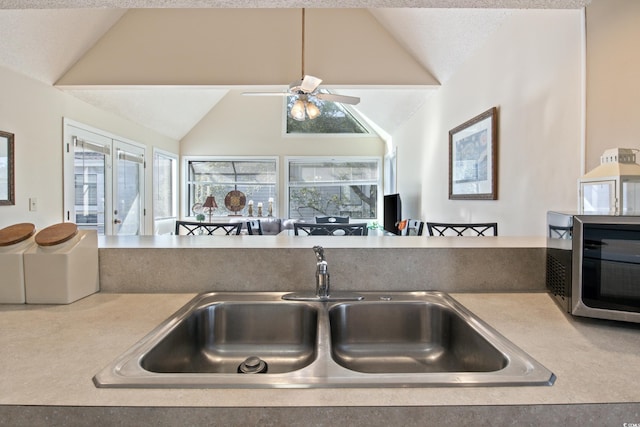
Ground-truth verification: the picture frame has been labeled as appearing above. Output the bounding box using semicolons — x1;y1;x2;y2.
0;130;15;206
448;107;498;200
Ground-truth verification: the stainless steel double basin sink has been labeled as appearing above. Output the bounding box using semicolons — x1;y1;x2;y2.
94;291;555;388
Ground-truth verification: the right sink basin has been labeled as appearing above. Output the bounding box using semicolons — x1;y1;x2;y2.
329;301;508;374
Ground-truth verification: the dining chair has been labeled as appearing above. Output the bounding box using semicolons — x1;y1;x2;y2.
397;219;424;236
315;216;350;224
549;224;572;239
426;222;498;236
293;223;368;236
175;220;242;235
246;220;263;235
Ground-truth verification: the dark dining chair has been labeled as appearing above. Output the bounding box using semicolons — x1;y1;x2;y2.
397;219;424;236
246;220;263;235
426;222;498;236
175;220;242;235
315;216;350;224
293;223;368;236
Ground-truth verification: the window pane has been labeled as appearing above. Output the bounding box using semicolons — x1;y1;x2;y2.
154;152;176;219
287;159;379;220
187;159;277;217
289;161;379;184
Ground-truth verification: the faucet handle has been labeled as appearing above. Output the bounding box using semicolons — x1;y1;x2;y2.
313;245;325;262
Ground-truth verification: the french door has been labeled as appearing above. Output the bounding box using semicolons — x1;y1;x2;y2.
64;120;145;235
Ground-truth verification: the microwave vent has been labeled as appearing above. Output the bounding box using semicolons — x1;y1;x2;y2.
546;253;567;297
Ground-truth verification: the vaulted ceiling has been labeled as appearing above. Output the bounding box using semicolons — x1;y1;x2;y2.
0;0;590;140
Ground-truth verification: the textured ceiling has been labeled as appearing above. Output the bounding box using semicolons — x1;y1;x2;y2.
0;1;589;140
0;0;590;9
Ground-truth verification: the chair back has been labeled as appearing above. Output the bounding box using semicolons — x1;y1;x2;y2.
549;224;572;239
293;223;368;236
175;220;242;235
397;219;424;236
246;220;263;235
315;216;349;223
427;222;498;236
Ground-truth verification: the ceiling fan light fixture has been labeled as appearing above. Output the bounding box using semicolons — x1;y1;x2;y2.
305;100;321;120
291;99;307;121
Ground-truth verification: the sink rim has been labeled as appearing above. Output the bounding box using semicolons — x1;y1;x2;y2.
93;291;556;389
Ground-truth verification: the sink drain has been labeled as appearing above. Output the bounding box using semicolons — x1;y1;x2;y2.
237;356;268;374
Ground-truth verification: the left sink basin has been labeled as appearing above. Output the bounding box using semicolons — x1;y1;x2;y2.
93;292;321;388
141;301;318;374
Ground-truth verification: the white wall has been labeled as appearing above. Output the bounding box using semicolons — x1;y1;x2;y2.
586;0;640;171
180;90;385;217
393;10;584;236
0;66;179;231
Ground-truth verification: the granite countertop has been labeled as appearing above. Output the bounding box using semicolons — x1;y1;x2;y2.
1;291;639;407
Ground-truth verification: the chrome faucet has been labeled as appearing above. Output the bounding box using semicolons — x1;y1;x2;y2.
313;245;330;298
281;246;362;301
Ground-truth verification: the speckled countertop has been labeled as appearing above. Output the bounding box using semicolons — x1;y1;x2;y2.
1;291;639;407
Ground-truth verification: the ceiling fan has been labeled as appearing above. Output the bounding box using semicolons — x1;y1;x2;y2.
242;9;360;121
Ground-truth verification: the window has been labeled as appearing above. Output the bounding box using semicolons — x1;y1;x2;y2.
286;157;381;220
185;157;278;217
153;149;178;234
153;149;178;220
286;93;369;134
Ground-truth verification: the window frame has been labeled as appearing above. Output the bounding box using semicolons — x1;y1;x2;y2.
285;156;383;222
182;155;279;219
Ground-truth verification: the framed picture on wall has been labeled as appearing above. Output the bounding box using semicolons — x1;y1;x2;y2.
448;107;498;200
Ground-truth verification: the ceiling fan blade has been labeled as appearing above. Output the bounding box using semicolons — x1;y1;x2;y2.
242;92;290;97
300;75;322;93
315;93;361;105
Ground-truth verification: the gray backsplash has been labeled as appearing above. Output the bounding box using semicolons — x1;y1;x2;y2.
98;247;546;293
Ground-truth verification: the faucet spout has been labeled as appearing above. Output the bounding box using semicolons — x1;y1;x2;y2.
281;246;362;301
313;245;330;298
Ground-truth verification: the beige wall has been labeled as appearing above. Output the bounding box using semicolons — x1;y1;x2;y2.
585;0;640;172
180;90;386;218
393;10;584;235
3;6;620;237
0;66;179;231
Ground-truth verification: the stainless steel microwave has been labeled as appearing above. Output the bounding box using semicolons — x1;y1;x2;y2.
546;212;640;323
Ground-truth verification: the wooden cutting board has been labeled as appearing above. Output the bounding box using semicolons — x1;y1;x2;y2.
35;223;78;247
0;223;36;246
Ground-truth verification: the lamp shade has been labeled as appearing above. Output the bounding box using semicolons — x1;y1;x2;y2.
203;196;218;208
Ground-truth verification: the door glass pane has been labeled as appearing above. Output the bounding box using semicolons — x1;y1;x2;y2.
115;149;143;235
74;148;107;234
